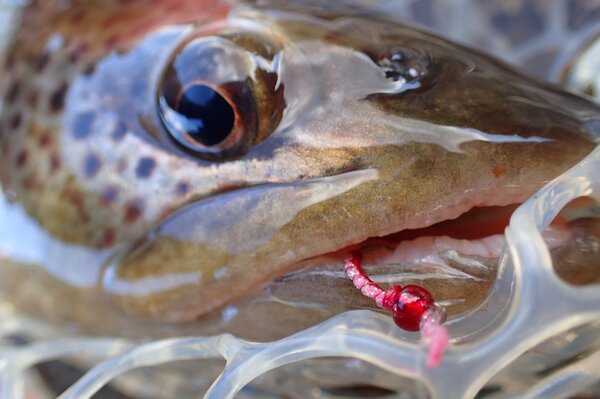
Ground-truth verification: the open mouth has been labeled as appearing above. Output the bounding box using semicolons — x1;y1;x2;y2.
267;199;597;317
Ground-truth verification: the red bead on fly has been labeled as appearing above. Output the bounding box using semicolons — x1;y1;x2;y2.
344;253;449;367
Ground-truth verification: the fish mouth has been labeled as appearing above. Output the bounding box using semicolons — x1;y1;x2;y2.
269;195;598;319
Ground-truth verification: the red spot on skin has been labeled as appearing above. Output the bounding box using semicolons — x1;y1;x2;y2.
38;132;52;148
15;150;28;168
123;200;143;223
493;164;506;178
62;184;90;222
68;190;84;208
98;228;116;249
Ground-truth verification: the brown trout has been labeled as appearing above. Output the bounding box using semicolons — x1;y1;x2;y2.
0;0;599;341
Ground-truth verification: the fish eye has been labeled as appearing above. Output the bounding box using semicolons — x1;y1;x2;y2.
157;33;285;160
160;82;240;150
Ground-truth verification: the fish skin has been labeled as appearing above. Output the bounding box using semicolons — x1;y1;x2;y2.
0;1;598;335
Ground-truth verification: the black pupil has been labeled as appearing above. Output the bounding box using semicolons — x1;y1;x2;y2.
177;84;235;146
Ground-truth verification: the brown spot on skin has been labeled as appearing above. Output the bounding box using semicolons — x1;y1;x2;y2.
15;150;28;168
135;157;156;178
111;120;128;141
100;186;119;206
493;164;507;178
84;153;102;178
10;112;22;130
98;228;116;248
50;83;68;113
72;111;95;139
175;181;190;196
123;200;144;223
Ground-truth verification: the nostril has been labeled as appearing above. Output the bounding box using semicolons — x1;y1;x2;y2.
375;47;431;83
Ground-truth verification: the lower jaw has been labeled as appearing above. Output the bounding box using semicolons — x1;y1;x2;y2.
266;203;600;318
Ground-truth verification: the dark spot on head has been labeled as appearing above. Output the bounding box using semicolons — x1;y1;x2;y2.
5;81;20;103
175;181;191;196
100;186;119;205
15;150;28;168
49;152;62;172
33;52;50;72
98;228;116;249
72;111;95;139
50;83;68;113
38;132;52;148
83;153;102;178
123;200;144;223
10;112;22;130
135;157;156;179
111;120;128;141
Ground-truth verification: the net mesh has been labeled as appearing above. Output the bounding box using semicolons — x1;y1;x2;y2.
1;0;600;398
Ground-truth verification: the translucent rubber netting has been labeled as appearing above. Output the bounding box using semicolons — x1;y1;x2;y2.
1;0;600;398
